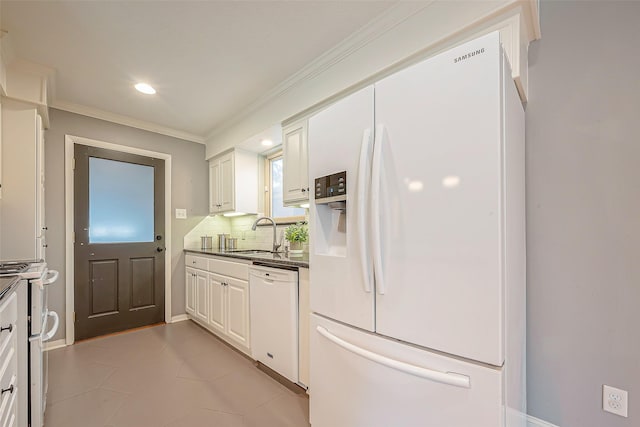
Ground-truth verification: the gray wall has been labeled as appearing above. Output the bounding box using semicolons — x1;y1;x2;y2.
45;109;209;342
526;2;639;426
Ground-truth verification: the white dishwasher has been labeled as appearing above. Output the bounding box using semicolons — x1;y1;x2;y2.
249;264;299;383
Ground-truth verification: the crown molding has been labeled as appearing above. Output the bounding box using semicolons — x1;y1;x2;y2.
205;1;432;141
52;100;206;144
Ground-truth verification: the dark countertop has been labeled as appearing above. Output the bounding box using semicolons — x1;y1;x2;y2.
184;248;309;268
0;276;21;302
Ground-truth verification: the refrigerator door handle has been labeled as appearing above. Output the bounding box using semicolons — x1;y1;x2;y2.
316;326;471;388
357;128;373;293
371;124;386;294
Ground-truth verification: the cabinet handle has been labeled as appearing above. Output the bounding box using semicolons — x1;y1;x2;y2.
301;188;306;192
42;227;48;230
0;324;12;333
1;385;13;395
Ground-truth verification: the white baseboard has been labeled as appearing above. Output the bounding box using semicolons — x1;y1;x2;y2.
507;408;560;427
170;314;190;323
526;415;560;427
44;339;67;351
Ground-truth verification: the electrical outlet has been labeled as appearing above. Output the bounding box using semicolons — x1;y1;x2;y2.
603;385;628;417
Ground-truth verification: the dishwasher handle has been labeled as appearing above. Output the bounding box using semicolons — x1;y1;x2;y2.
249;267;298;283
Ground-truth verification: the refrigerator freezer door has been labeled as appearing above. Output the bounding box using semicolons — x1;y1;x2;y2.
308;86;375;332
310;314;503;427
373;32;505;365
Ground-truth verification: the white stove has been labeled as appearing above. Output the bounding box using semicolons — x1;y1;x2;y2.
0;261;58;427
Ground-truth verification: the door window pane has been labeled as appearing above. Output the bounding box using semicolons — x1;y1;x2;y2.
89;157;154;243
271;157;304;218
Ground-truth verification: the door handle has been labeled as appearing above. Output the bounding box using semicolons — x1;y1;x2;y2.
156;247;164;252
316;326;471;388
43;311;60;342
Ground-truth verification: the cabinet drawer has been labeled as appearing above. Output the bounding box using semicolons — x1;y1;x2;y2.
0;294;17;326
185;254;208;270
0;294;17;367
0;345;17;425
0;374;16;427
208;257;249;281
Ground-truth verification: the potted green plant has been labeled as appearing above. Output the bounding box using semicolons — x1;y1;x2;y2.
284;222;308;255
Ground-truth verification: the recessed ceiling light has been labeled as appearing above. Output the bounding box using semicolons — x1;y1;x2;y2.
134;83;156;95
261;139;273;147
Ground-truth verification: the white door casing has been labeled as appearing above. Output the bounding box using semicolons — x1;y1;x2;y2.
64;135;172;345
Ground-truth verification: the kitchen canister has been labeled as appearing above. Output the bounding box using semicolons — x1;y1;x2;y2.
200;236;213;249
226;237;238;250
218;234;229;250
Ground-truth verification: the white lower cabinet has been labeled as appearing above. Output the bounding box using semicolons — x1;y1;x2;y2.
208;274;226;335
185;267;196;316
207;273;250;351
222;276;250;350
194;271;209;323
185;254;251;355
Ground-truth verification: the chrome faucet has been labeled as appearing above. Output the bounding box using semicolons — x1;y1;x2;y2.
251;216;282;253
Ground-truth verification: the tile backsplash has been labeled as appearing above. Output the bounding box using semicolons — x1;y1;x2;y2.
184;212;309;252
183;215;231;248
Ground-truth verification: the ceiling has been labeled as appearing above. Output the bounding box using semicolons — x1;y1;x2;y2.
1;1;396;142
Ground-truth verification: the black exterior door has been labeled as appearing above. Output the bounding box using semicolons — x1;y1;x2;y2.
74;144;165;340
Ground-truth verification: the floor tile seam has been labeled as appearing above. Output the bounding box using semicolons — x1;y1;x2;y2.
175;370;228;383
196;406;246;417
80;358;123;370
159;407;215;427
174;357;241;382
46;381;121;407
48;356;122;371
96;388;131;426
248;388;289;411
200;367;239;385
97;366;130;392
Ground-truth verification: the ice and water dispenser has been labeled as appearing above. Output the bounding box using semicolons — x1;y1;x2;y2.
313;171;348;256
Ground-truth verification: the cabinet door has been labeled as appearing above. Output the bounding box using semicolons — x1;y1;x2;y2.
226;277;250;349
209;160;221;213
219;152;235;212
282;121;308;205
185;267;196;315
208;273;226;335
195;270;209;322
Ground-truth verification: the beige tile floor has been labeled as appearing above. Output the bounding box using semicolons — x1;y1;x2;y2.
44;321;310;427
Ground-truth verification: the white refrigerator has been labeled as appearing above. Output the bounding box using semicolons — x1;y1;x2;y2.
308;32;526;427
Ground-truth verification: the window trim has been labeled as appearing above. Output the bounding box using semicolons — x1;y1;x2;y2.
264;150;306;224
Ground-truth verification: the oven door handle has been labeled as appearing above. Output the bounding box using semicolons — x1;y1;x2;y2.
42;311;59;343
42;270;59;286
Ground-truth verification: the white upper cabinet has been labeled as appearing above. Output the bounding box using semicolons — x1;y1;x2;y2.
208;149;258;215
282;120;309;206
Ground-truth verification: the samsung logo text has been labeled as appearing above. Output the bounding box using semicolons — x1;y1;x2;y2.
454;48;485;63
